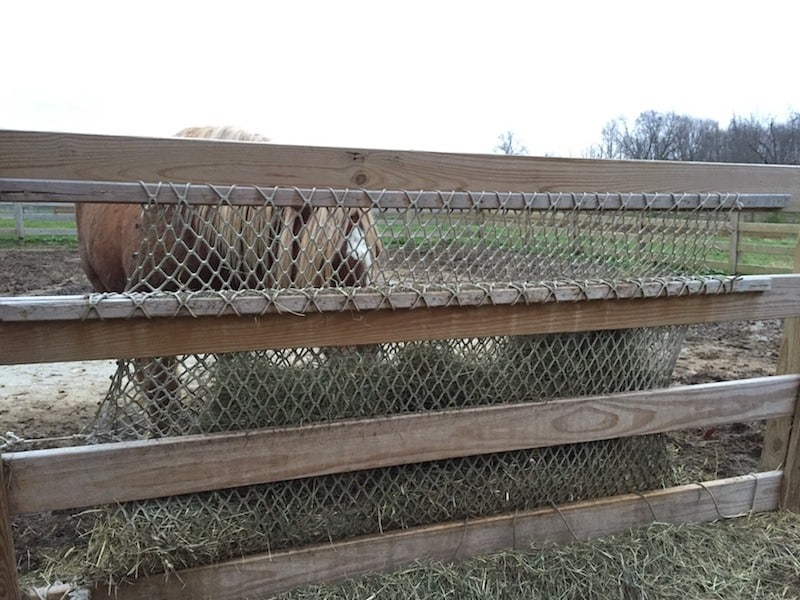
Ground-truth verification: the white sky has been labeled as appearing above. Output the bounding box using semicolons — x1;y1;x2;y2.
2;1;798;157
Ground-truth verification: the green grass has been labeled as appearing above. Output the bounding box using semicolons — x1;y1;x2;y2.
1;217;796;274
0;235;78;249
0;217;75;228
711;234;797;273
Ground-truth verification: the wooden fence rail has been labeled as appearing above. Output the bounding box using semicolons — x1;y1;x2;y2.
0;202;76;238
2;281;798;599
4;374;797;517
2;130;800;599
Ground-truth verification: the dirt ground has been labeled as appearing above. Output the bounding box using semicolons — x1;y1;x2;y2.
0;245;782;478
0;248;113;447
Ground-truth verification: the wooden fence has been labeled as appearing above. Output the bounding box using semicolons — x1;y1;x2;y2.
709;218;800;274
2;131;800;599
0;202;76;238
1;194;797;278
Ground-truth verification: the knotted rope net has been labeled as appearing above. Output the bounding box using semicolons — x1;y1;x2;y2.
67;187;746;585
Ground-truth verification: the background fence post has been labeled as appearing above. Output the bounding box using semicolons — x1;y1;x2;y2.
12;203;24;240
727;211;741;273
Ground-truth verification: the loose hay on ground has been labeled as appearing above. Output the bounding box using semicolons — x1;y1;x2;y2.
273;511;800;600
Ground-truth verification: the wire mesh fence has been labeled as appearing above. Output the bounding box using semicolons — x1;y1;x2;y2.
83;186;729;443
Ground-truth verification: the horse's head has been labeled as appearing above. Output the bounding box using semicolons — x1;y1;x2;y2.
334;211;382;287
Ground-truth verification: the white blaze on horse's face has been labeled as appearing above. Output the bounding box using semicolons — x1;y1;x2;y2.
345;223;374;285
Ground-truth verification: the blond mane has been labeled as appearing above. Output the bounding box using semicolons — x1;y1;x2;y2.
175;126;270;142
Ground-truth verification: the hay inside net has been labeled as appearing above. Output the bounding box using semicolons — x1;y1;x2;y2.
90;328;686;438
62;192;736;586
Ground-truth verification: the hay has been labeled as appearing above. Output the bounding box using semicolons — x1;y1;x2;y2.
90;327;686;438
275;512;800;600
59;193;718;589
65;328;687;588
75;436;673;586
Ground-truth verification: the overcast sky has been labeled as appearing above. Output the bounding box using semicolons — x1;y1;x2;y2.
2;1;797;157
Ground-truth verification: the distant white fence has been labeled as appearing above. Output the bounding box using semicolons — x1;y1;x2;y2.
0;202;797;275
0;202;76;238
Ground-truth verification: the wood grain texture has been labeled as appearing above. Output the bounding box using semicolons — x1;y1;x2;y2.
0;178;789;211
2;275;799;365
6;375;796;516
762;242;800;479
0;461;20;600
91;471;782;600
772;236;800;509
781;383;800;510
2;131;800;210
0;277;771;322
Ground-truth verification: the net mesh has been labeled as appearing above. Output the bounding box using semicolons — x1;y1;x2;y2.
79;437;674;584
90;328;685;440
67;188;736;585
87;187;735;442
117;186;734;299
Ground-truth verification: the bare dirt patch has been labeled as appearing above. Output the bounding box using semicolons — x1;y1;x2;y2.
670;319;781;480
1;247;111;445
0;247;91;296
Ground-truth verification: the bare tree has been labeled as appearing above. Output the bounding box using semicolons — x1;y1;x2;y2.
495;131;528;155
594;111;724;162
726;116;772;163
676;117;724;162
727;114;800;164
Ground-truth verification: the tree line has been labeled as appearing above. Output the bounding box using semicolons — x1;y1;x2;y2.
589;110;800;164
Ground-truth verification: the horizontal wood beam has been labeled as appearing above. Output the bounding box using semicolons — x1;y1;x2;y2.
92;471;782;600
0;178;788;211
2;130;800;211
738;222;800;235
738;243;796;257
2;275;799;364
708;262;793;275
0;277;770;322
6;375;796;515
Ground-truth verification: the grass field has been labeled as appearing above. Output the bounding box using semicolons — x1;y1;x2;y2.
1;212;797;274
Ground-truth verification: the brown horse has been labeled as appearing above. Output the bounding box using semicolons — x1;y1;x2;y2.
76;126;382;434
76;126;381;293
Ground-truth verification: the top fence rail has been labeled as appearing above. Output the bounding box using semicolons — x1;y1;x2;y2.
2;130;800;209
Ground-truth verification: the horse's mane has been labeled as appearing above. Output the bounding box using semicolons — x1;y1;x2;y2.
175;126;270;143
143;126;379;289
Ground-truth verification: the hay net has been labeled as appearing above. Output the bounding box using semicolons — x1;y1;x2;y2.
86;187;745;440
114;186;740;307
72;188;737;585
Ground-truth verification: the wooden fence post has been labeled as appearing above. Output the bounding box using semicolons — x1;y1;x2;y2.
727;211;741;273
12;204;23;240
781;376;800;510
0;457;20;600
761;236;800;510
